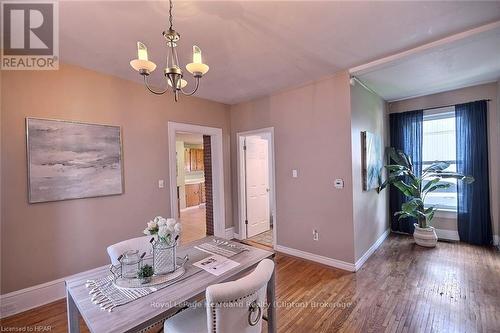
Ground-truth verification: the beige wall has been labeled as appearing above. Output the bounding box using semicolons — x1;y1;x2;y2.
0;64;231;293
388;82;499;238
350;82;389;261
230;71;357;263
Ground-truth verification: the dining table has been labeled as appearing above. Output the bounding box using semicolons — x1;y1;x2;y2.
65;236;276;333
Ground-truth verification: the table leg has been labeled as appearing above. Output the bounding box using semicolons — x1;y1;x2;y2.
66;288;80;333
266;264;277;333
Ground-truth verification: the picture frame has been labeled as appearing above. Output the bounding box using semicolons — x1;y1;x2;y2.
361;131;383;191
26;117;124;203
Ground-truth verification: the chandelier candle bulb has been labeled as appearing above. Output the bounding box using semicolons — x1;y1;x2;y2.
168;78;188;89
130;41;157;75
137;42;148;61
193;45;202;64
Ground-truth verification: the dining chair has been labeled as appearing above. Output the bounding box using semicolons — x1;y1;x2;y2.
106;236;152;265
164;258;275;333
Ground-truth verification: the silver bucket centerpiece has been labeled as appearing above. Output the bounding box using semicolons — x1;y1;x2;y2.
151;237;177;274
143;216;182;275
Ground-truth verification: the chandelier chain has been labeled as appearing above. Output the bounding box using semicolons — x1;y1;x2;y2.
168;0;173;30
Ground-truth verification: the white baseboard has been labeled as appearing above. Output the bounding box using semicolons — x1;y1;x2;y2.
0;266;104;318
275;244;355;272
435;228;460;241
225;227;234;239
0;278;66;318
354;229;390;271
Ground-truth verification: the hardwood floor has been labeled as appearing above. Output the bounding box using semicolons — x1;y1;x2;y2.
275;236;499;332
2;234;499;332
179;205;206;245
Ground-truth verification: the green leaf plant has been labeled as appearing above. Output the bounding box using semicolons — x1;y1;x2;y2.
137;264;154;279
378;147;474;229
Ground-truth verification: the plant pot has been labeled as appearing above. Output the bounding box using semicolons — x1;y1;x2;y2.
413;223;438;247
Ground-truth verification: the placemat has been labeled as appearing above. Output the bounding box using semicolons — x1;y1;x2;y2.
86;248;211;312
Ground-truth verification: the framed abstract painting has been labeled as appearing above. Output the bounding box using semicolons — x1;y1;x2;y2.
361;131;383;191
26;118;124;203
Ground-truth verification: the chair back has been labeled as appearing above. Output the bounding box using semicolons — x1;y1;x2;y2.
107;236;152;265
205;258;274;333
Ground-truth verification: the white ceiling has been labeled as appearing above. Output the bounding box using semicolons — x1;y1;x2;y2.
350;21;500;101
59;1;500;104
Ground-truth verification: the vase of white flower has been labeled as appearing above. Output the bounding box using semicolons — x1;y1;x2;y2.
152;240;176;274
143;216;182;275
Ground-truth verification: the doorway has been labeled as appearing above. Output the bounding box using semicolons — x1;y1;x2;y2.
175;132;207;244
168;122;226;243
237;128;276;249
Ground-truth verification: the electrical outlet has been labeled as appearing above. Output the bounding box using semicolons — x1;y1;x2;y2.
313;229;319;241
158;179;165;188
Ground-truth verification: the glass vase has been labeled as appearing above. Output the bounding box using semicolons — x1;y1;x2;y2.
121;250;141;279
153;240;176;274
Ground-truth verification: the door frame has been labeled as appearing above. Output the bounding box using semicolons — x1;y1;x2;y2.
167;122;226;238
236;127;277;248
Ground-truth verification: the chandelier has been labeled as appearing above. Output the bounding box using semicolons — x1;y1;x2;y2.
130;0;209;102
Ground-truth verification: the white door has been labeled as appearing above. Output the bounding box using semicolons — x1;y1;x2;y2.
245;136;270;238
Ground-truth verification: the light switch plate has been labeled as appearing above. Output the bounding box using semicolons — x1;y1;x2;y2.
292;169;298;178
158;179;165;188
334;179;344;189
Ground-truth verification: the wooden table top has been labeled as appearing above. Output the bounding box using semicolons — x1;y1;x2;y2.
65;236;274;333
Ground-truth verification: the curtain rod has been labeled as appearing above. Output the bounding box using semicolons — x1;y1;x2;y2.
391;99;492;113
349;76;379;96
422;99;491;112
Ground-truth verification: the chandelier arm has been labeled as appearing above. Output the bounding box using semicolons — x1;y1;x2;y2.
180;77;200;96
143;75;169;95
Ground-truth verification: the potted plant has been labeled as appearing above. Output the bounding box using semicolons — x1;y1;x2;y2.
378;148;474;247
137;264;154;284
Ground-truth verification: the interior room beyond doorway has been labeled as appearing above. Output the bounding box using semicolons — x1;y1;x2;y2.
237;128;276;249
176;132;207;244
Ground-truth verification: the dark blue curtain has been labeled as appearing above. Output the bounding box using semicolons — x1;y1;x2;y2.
389;110;423;234
455;101;492;246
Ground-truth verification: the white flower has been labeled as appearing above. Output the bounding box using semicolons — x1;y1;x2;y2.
143;228;151;235
164;218;175;232
158;225;169;238
147;220;157;230
153;216;161;224
157;217;167;227
166;218;176;228
174;223;182;234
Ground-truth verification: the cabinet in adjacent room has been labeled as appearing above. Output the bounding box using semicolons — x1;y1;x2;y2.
185;182;205;207
184;148;204;172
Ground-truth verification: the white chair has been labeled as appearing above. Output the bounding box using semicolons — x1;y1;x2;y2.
106;236;152;265
164;258;275;333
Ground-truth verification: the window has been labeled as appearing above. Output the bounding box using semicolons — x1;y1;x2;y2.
422;107;457;211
